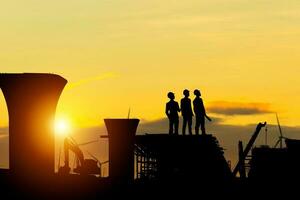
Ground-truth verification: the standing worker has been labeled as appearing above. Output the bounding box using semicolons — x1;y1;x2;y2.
180;89;193;135
165;92;180;135
193;89;212;135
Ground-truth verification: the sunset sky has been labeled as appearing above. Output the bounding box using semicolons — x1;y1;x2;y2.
1;0;300;169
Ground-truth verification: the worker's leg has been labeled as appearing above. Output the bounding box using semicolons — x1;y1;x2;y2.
188;117;193;135
200;116;206;135
169;119;174;134
182;117;187;135
195;115;200;135
174;117;179;135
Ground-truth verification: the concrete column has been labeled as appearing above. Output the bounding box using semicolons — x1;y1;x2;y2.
0;73;67;179
104;119;139;184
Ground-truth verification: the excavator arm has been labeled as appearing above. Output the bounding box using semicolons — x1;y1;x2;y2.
59;137;101;175
64;137;85;169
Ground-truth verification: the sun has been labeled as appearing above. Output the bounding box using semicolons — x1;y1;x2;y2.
55;118;71;138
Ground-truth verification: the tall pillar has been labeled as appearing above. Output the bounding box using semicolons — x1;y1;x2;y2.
104;119;139;183
0;73;67;179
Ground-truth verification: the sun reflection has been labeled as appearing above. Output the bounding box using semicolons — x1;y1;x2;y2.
55;117;71;138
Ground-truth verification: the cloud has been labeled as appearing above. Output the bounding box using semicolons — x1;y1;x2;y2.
146;15;234;27
65;72;120;90
207;101;273;116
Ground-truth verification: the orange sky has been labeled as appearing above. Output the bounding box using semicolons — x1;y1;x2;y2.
1;0;300;169
1;0;300;129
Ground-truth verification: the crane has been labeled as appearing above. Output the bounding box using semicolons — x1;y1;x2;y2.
233;122;267;177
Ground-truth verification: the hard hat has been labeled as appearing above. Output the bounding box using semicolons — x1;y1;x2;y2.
194;89;201;96
167;92;175;99
183;89;189;96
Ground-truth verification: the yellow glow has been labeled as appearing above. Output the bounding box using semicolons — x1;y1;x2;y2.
0;0;300;127
55;118;71;138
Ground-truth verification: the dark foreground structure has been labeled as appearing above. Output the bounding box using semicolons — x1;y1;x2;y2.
0;73;300;199
0;73;66;180
0;134;236;199
134;134;232;182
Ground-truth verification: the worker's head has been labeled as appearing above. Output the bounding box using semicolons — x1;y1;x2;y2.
194;89;201;97
167;92;175;100
183;89;189;97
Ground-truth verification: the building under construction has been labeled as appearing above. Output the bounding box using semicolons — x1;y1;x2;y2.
134;134;232;182
0;73;300;199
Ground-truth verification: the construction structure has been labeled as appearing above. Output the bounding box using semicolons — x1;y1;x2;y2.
134;134;232;184
104;118;140;183
1;73;300;199
232;118;300;184
0;73;67;180
247;138;300;181
233;122;267;178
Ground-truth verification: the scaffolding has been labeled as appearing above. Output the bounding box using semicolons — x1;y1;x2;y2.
134;144;158;180
134;134;232;182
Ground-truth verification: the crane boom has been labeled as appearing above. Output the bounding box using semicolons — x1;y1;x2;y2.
233;122;267;177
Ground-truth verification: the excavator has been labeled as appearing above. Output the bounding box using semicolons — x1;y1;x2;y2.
58;137;101;175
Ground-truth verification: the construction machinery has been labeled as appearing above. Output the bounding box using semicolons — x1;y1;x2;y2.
233;122;267;178
246;115;300;181
58;137;101;175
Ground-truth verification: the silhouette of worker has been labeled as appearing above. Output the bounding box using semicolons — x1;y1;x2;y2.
165;92;180;135
193;89;211;135
180;89;193;135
